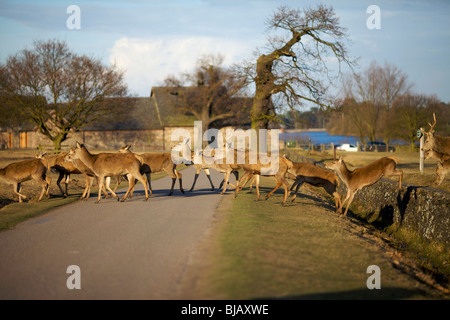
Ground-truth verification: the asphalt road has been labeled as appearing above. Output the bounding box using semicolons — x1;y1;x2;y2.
0;166;227;299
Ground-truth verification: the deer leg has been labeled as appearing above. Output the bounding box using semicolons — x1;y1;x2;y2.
228;170;239;189
291;178;304;202
113;175;122;193
126;175;137;198
205;169;215;191
96;176;105;203
265;176;282;200
189;173;200;191
34;173;48;202
255;175;260;200
64;174;70;197
56;172;66;197
146;172;152;196
130;173;148;201
176;169;184;194
13;182;27;203
45;175;51;197
105;177;119;200
339;190;352;215
281;179;290;205
81;175;92;199
235;170;252;198
121;175;136;202
220;169;231;194
334;191;342;214
343;192;356;217
249;175;256;190
169;177;176;196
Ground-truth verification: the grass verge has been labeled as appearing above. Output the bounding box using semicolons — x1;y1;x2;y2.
184;178;447;300
0;194;81;231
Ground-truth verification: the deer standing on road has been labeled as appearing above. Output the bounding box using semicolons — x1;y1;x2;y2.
325;156;403;217
68;142;149;203
118;144;184;196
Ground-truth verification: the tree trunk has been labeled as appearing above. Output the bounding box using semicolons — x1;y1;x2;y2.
52;132;68;153
251;54;276;129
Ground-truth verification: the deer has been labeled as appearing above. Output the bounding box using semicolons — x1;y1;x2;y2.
282;155;342;213
325;156;403;217
64;148;117;200
234;152;292;205
189;151;239;194
421;113;450;155
37;152;82;198
0;158;51;203
424;149;450;186
118;144;184;196
67;142;149;203
189;145;241;193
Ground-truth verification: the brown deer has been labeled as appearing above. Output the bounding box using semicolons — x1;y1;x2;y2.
189;147;241;193
118;145;184;196
283;155;342;213
424;149;450;186
0;158;51;203
37;152;82;198
64;148;116;200
234;152;292;205
68;142;149;203
325;156;403;217
190;152;239;194
421;113;450;155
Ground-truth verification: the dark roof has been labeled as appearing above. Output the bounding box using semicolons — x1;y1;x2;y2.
82;97;156;130
150;87;197;127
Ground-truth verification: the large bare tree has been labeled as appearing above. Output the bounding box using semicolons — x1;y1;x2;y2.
237;5;355;129
164;54;249;136
0;39;127;151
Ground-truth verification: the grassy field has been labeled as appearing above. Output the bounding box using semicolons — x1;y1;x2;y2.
182;180;448;299
181;148;449;300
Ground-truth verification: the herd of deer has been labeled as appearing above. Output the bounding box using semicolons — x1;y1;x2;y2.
0;114;448;217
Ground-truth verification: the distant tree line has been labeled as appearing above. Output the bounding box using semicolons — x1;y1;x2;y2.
326;61;449;146
279;61;449;147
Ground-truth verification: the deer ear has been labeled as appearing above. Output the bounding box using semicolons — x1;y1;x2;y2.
338;155;343;163
76;141;81;148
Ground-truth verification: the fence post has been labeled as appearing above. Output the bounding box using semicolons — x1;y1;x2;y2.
332;143;336;160
419;128;424;174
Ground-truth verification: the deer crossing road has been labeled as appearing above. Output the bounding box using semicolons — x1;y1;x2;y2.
0;166;226;299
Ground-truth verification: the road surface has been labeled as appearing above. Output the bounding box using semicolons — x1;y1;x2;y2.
0;166;226;299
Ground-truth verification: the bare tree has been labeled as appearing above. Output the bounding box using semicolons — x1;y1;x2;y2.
0;39;127;151
342;61;411;142
164;54;248;135
236;5;355;129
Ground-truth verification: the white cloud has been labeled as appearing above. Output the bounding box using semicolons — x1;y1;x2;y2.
109;36;255;96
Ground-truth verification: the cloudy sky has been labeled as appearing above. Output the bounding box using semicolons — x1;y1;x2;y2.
0;0;449;103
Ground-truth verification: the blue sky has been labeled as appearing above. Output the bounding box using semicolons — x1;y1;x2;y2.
0;0;449;103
